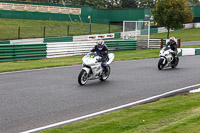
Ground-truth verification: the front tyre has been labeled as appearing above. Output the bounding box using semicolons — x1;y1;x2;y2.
100;66;111;81
158;59;164;70
78;70;88;85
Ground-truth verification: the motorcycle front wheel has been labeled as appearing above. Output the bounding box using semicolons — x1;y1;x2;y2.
100;66;111;81
158;59;164;70
78;70;88;85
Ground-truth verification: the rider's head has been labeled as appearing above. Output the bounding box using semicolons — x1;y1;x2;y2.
96;40;105;50
170;36;175;43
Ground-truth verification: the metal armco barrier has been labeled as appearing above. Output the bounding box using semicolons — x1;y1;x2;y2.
0;40;10;44
0;39;182;62
47;41;95;58
44;36;73;43
105;40;137;52
46;40;137;59
137;39;161;49
0;43;47;62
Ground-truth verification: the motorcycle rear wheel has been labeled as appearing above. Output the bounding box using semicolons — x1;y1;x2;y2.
158;59;164;70
78;70;88;85
100;66;111;81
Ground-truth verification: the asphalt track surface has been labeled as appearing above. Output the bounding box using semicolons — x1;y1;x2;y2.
181;41;200;46
0;56;200;133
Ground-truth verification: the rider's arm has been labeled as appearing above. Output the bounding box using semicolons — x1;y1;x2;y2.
101;46;108;60
174;43;178;51
166;42;170;46
90;45;97;52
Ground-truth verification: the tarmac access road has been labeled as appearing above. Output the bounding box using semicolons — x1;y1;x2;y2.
0;55;200;133
181;41;200;46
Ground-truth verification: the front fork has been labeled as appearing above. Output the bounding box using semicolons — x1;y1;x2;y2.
82;67;91;75
160;57;166;65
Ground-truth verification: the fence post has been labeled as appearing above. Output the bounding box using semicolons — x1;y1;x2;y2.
43;26;46;38
67;25;69;36
109;23;111;33
18;27;20;39
89;23;91;35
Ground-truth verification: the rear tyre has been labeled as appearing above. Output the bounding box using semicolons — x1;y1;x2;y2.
100;66;111;81
158;59;164;70
172;57;179;68
78;70;88;85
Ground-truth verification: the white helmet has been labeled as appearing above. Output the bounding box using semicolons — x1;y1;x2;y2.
96;40;105;50
170;36;175;43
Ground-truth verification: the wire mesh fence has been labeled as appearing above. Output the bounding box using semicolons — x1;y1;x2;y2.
0;23;123;40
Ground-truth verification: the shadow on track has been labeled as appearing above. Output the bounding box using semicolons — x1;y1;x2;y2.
77;80;113;88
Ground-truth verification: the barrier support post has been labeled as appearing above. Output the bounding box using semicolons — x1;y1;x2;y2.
178;39;181;48
160;39;163;48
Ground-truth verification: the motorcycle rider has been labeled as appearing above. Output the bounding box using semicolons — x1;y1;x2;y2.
166;36;178;63
90;40;109;74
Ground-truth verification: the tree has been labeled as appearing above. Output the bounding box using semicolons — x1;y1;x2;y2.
138;0;155;8
84;0;108;9
187;0;200;6
106;0;122;9
152;0;193;38
65;0;108;9
121;0;138;8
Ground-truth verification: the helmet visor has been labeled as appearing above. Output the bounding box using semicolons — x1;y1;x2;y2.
170;39;174;43
97;44;103;49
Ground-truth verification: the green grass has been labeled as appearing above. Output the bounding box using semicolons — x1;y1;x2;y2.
0;49;160;72
0;18;122;40
2;18;200;42
41;92;200;133
151;28;200;42
181;45;200;48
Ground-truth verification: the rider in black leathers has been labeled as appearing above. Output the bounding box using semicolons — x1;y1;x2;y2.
91;40;109;73
166;37;178;63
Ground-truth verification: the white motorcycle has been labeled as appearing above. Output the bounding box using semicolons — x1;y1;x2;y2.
78;52;114;85
158;46;181;70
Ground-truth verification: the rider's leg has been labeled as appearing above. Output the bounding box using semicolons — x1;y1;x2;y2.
171;52;177;63
172;51;177;63
101;59;108;74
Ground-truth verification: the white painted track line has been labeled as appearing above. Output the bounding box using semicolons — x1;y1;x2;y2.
21;83;200;133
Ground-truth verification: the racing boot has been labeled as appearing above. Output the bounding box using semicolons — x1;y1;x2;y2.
104;66;109;75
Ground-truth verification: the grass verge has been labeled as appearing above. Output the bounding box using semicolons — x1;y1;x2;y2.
0;18;122;40
41;92;200;133
181;45;200;48
151;28;200;42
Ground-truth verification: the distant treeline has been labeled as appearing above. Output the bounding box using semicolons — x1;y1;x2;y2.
2;0;200;9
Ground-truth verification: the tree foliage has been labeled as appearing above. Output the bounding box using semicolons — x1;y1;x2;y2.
121;0;138;8
11;0;157;8
8;0;200;8
138;0;155;8
106;0;121;9
152;0;193;38
187;0;200;6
